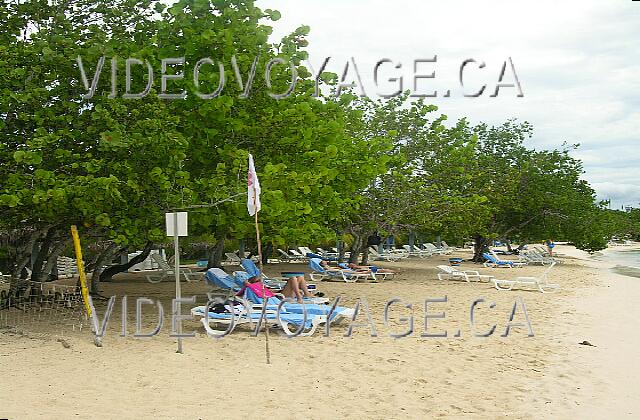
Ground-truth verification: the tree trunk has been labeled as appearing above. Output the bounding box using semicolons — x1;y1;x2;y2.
30;229;57;282
207;237;226;269
360;245;370;265
99;242;153;282
11;229;46;279
472;234;489;262
40;239;68;282
90;243;119;293
349;234;365;264
261;243;272;265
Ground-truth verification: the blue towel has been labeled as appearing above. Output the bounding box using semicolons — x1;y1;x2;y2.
243;289;346;320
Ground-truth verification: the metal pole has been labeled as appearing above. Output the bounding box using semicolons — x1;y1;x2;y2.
174;213;183;354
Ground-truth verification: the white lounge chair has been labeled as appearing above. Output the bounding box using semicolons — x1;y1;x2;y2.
298;246;314;257
440;241;457;251
402;245;431;258
317;248;339;258
222;252;243;266
146;253;201;283
289;249;308;260
191;302;329;337
423;243;451;255
436;265;494;282
277;249;305;263
369;247;408;261
331;247;351;259
308;258;376;282
532;247;563;262
492;262;559;293
519;251;549;266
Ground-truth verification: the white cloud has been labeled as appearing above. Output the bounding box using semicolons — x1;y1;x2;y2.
258;0;640;207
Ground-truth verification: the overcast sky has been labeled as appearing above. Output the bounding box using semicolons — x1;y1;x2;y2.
258;0;640;209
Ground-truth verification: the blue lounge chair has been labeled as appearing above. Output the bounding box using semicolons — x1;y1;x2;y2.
309;258;375;282
482;253;525;268
242;288;351;318
191;303;328;336
240;259;286;290
204;267;245;299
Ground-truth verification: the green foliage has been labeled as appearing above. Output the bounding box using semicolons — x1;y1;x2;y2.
0;0;621;271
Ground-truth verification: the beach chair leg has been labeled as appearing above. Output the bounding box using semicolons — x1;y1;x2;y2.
493;281;515;291
146;273;166;284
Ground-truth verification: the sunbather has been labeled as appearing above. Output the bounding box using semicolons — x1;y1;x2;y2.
235;275;275;299
240;269;315;304
341;262;396;274
281;274;316;304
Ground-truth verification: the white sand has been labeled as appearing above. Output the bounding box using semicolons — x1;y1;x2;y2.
1;245;638;419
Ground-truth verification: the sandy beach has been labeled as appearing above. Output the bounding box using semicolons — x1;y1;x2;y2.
1;245;639;419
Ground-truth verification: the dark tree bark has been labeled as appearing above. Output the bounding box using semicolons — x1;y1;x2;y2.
360;245;370;265
262;243;273;265
348;234;366;264
207;237;226;269
41;239;69;282
90;242;119;293
30;229;58;282
99;242;153;283
11;228;46;279
472;234;490;262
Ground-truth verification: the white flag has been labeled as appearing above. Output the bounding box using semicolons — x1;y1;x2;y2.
247;154;261;216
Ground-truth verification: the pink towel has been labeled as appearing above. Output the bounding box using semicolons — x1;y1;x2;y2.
236;281;275;299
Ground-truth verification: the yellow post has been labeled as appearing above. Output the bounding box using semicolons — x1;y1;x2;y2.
70;225;92;317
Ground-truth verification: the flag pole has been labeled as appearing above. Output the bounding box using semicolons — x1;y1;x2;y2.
253;188;271;365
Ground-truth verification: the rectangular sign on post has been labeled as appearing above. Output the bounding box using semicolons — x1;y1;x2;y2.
165;212;188;236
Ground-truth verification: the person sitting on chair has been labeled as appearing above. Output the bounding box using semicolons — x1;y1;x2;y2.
343;262;396;274
279;274;316;304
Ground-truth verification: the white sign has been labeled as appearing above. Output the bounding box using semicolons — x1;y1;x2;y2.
165;212;188;237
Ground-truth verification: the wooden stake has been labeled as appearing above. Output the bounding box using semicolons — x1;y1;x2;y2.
253;190;271;365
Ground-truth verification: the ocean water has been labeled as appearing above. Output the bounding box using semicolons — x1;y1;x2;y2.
595;249;640;278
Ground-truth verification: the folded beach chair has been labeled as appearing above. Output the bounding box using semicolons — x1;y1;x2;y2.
308;258;376;282
368;247;405;262
423;243;452;255
532;248;561;263
535;246;565;260
222;252;243;266
317;248;339;258
492;262;559;293
440;241;457;251
483;252;526;268
298;246;315;257
304;251;336;261
277;248;306;263
331;247;351;259
436;265;494;282
402;245;431;258
289;249;308;260
146;253;201;283
519;251;548;266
